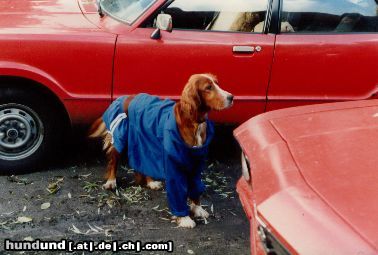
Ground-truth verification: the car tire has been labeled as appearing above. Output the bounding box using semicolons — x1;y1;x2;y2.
0;87;63;174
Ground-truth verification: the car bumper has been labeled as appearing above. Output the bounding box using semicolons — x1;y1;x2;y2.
236;177;266;255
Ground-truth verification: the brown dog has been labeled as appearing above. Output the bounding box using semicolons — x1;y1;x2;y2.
89;73;233;228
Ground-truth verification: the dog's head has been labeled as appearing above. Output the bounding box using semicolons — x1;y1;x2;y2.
180;74;233;117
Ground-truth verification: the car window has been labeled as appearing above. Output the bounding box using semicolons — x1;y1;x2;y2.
280;0;378;33
145;0;269;33
101;0;156;24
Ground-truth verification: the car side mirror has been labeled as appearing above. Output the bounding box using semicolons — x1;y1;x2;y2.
151;14;173;40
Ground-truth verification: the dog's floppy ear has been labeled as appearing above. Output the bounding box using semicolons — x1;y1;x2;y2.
180;75;201;121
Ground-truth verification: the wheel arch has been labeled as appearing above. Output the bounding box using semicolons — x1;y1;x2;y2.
0;75;72;130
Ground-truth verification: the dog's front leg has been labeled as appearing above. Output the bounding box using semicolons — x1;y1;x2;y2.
176;216;196;228
103;147;120;190
175;198;210;228
190;198;210;219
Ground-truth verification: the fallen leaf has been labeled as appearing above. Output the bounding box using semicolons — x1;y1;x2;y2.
93;224;104;231
23;206;26;212
106;199;114;208
68;193;72;199
24;236;34;241
205;178;213;183
47;177;64;194
17;216;32;223
79;173;92;178
87;223;99;233
187;249;195;254
41;203;50;210
70;224;83;234
228;210;237;216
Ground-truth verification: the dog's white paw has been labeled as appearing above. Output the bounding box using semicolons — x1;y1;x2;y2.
191;204;210;218
177;216;196;228
146;181;163;190
103;179;117;190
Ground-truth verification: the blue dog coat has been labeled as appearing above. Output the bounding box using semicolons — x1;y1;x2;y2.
102;94;214;216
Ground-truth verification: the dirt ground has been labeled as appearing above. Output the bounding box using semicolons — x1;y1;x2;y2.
0;126;250;255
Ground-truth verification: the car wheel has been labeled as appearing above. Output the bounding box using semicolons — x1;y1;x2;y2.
0;87;62;173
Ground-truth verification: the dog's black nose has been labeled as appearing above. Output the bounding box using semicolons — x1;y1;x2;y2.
227;95;234;102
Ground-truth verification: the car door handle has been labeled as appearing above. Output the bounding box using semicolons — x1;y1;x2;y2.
233;45;262;54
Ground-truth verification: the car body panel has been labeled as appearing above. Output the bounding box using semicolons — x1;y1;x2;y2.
0;0;94;30
1;0;81;14
234;100;378;254
0;0;116;124
267;33;378;111
270;105;378;248
0;0;377;125
114;28;275;122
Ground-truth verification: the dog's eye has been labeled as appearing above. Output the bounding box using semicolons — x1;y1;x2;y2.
206;85;213;90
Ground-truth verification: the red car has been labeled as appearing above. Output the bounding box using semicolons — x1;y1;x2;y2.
0;0;377;171
234;100;378;254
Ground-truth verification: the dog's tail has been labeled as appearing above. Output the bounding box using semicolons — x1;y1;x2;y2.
88;118;107;139
88;118;114;154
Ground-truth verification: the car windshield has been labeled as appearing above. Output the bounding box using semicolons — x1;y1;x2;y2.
100;0;156;24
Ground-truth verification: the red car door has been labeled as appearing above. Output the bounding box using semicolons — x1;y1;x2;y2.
113;0;275;123
266;0;378;111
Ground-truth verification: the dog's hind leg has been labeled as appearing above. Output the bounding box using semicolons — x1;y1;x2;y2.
103;146;120;190
88;120;118;189
146;176;163;190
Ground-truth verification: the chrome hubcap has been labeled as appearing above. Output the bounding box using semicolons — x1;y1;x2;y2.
0;105;44;161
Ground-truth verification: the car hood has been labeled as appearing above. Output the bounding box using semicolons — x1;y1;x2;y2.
269;103;378;248
0;0;98;31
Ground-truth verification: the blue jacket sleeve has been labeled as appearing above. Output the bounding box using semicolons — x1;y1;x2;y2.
187;162;206;200
165;155;206;217
162;122;210;216
165;154;190;217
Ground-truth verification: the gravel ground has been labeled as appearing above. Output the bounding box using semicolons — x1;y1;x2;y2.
0;126;250;255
